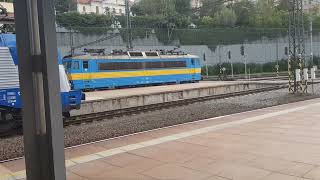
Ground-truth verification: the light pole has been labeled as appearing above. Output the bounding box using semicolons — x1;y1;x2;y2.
310;15;313;66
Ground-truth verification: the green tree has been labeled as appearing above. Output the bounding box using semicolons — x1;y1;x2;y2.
131;0;175;16
231;0;255;26
277;0;290;11
56;12;112;29
54;0;76;14
214;7;237;27
200;0;233;17
200;16;215;27
174;0;191;16
252;0;287;27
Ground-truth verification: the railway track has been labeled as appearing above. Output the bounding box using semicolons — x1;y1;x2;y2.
64;85;288;126
0;83;315;138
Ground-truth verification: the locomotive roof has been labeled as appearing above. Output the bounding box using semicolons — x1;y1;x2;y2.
68;53;199;61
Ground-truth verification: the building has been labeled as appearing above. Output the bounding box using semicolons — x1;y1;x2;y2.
190;0;202;9
0;2;14;18
76;0;126;16
303;0;320;13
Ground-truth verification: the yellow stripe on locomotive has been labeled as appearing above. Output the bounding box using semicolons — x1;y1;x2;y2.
68;68;202;81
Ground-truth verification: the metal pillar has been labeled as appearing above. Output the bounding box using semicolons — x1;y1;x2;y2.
14;0;66;180
125;0;132;50
310;16;314;66
288;0;307;93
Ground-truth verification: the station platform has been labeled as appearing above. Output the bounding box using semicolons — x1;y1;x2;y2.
75;81;285;116
2;98;320;180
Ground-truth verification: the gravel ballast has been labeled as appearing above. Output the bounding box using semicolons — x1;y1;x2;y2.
1;85;320;161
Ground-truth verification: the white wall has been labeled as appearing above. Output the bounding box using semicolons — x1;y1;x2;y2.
77;0;125;16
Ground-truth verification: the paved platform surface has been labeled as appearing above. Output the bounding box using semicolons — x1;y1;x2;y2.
2;98;320;180
84;81;284;101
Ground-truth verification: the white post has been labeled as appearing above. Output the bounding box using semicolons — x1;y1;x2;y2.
205;63;209;78
311;67;316;94
231;61;234;78
244;54;247;79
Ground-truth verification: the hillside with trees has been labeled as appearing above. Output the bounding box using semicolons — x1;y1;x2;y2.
55;0;320;29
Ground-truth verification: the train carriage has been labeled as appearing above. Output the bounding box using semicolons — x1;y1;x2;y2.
63;51;202;90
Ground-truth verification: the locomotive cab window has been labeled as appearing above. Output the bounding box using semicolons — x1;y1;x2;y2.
63;61;72;70
191;59;195;65
72;61;80;70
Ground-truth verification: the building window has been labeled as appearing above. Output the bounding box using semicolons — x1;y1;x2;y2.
83;6;86;13
96;6;99;14
119;9;122;14
113;8;116;13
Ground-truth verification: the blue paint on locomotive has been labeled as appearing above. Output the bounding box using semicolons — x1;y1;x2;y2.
0;88;22;109
0;88;82;112
64;56;202;90
0;34;83;113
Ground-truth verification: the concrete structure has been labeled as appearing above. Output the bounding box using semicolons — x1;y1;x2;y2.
2;98;320;180
14;0;67;179
73;81;285;116
76;0;125;16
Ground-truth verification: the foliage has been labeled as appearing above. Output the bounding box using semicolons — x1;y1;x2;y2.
197;0;289;28
214;7;237;27
200;16;215;27
131;0;176;16
199;0;231;17
130;0;191;28
55;0;318;30
54;0;76;14
56;12;113;30
232;0;255;26
201;59;290;76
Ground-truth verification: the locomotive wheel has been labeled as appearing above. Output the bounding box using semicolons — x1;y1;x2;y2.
0;111;16;136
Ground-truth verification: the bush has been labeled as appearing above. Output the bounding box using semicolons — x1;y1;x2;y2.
56;12;113;30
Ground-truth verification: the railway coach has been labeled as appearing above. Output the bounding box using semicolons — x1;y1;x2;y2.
0;34;84;133
63;51;202;90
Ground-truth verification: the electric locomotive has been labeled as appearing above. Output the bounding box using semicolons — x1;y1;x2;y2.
63;49;202;90
0;34;83;133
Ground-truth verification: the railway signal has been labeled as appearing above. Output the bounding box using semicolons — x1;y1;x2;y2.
240;45;247;79
240;45;245;56
227;51;234;78
285;47;288;56
204;53;209;78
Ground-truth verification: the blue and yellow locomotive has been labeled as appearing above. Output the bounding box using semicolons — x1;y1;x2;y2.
63;50;202;90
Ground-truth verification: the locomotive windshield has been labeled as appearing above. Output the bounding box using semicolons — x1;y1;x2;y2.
63;61;72;70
